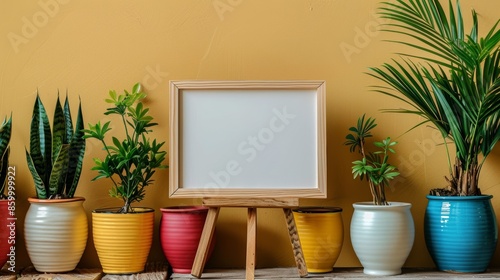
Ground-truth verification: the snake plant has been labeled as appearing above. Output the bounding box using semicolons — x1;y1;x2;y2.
370;0;500;196
0;116;12;199
26;93;86;199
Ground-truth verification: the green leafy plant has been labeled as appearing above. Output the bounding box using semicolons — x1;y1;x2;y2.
345;115;400;205
26;94;86;199
83;83;167;213
369;0;500;196
0;116;12;199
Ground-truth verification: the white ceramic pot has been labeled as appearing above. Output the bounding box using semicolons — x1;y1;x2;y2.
350;202;414;276
24;197;88;272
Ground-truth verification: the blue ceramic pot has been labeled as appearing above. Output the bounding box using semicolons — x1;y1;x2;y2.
424;195;498;273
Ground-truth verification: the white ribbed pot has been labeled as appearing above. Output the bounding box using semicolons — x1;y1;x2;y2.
350;202;415;276
24;197;88;272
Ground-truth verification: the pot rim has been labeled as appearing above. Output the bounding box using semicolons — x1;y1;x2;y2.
426;194;493;200
28;196;85;203
353;201;412;209
292;207;342;213
92;207;154;214
160;206;209;213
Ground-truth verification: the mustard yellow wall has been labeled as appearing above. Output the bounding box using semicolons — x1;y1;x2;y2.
1;0;500;270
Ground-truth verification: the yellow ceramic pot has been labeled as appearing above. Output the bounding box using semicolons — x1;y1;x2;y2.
293;207;344;273
92;207;154;274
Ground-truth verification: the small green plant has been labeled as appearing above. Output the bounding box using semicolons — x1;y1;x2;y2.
0;116;12;199
345;115;400;205
26;94;86;199
83;83;167;213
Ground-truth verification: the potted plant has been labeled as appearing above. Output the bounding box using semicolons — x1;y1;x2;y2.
83;82;167;274
0;116;12;270
24;93;87;273
369;0;500;273
345;114;414;276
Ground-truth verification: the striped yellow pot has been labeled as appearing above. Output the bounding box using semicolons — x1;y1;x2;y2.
92;207;154;274
293;207;344;273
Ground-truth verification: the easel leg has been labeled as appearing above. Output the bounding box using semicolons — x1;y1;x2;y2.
283;208;308;277
191;207;220;278
246;207;257;280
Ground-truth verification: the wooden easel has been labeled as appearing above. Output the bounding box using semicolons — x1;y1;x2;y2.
191;198;308;280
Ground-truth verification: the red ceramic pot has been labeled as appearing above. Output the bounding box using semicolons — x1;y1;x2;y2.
0;200;12;269
160;206;215;274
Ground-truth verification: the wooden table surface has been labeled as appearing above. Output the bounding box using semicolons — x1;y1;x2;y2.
171;267;500;280
10;265;500;279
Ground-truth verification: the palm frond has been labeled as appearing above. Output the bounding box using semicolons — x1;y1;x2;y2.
372;0;500;195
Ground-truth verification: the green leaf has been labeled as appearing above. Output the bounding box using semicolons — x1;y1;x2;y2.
29;94;52;190
106;90;117;104
0;116;12;194
64;94;74;143
132;82;141;94
26;149;47;199
0;148;10;198
0;116;12;159
52;94;66;164
83;121;111;140
66;99;86;198
48;144;69;196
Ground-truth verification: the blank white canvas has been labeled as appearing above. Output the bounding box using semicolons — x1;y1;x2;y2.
180;89;318;190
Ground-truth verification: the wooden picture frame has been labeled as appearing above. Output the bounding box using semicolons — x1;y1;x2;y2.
169;80;326;198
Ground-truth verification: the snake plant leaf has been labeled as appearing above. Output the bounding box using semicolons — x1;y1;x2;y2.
66;100;86;198
26;149;47;199
0;116;12;162
48;144;70;196
0;148;9;198
64;95;74;143
30;94;52;186
52;95;66;164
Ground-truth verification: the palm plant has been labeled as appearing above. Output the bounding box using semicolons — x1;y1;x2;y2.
0;116;12;199
369;0;500;196
83;83;167;213
26;94;86;199
345;115;400;205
